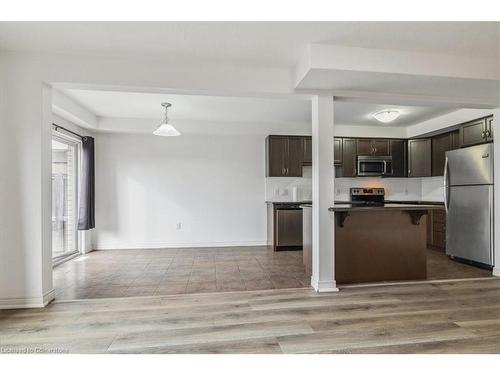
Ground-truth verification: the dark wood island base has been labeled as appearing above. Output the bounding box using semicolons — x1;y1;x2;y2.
330;204;444;284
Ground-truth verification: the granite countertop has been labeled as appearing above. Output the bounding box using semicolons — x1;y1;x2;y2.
329;202;445;212
384;200;445;206
266;201;312;205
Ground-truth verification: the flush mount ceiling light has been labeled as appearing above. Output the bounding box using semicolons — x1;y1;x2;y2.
153;102;181;136
372;109;401;123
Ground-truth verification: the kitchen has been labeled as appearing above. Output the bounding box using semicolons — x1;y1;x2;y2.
266;102;494;286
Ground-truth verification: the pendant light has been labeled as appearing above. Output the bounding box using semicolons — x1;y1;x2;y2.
153;102;181;136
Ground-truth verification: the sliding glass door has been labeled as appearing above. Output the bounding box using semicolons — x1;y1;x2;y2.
52;135;80;262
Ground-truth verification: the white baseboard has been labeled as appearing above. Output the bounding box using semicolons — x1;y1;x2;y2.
0;289;55;310
95;240;268;250
493;267;500;277
311;278;339;293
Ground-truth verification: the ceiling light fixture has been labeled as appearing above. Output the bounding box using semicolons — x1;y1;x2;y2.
153;102;181;136
372;109;401;123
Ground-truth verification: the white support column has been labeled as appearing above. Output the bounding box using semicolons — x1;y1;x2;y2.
311;96;338;292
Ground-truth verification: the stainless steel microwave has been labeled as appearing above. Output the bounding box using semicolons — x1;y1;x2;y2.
357;156;393;177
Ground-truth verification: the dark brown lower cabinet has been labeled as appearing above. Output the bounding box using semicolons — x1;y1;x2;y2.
427;208;446;251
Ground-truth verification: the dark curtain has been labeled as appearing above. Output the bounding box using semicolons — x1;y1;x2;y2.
78;136;95;230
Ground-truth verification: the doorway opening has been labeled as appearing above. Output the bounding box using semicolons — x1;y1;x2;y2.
52;135;80;265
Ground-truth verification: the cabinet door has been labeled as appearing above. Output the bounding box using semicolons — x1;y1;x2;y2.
276;208;303;247
389;140;407;177
451;130;460;150
356;139;373;156
372;140;390;156
460;118;487;147
342;138;357;177
432;132;453;177
486;116;494;142
266;136;287;176
408;138;431;177
302;136;312;165
334;138;343;165
286;137;303;177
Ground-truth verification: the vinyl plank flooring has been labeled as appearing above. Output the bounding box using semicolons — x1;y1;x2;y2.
6;276;500;353
107;320;313;352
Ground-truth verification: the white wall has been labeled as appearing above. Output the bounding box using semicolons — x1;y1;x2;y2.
265;166;312;202
94;132;267;249
0;51;294;308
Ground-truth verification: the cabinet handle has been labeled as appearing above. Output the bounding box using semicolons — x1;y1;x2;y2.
286;167;289;175
482;131;486;139
282;167;286;175
486;130;491;139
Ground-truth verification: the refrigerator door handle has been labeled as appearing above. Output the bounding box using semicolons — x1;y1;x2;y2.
444;156;450;213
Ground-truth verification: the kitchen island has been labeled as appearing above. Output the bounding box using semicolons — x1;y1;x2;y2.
330;203;443;283
301;202;444;284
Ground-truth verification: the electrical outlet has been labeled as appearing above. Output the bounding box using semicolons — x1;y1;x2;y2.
176;222;182;230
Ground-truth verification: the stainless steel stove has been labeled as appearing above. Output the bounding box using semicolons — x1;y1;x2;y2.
349;187;385;206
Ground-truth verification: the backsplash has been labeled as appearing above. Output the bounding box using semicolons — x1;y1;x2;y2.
265;166;312;202
265;167;444;203
421;176;445;202
334;177;422;201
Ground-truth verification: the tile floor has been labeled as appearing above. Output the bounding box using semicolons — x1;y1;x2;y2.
53;246;492;300
426;248;492;280
54;246;310;300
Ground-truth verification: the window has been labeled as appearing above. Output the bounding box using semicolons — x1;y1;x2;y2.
52;135;80;262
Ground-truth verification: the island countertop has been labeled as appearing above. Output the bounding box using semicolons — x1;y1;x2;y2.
329;203;444;212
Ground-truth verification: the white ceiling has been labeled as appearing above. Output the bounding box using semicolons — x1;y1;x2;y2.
334;102;457;127
58;88;458;134
1;22;498;68
60;89;311;123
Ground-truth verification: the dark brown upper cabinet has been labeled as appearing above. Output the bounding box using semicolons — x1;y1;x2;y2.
459;116;493;147
407;138;432;177
431;130;460;176
342;138;357;177
356;139;390;156
389;139;407;177
266;135;304;177
302;136;312;166
286;137;304;177
486;116;494;142
335;138;356;178
334;138;343;165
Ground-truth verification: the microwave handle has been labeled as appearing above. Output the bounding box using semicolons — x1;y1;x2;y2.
383;160;392;176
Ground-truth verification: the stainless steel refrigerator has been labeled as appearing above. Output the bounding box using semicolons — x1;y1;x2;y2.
444;143;494;267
